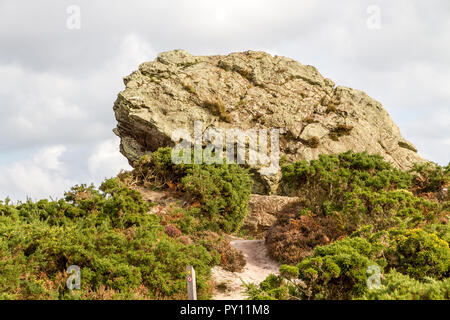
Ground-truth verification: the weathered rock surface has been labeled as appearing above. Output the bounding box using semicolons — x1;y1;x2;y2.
113;49;425;194
242;194;301;238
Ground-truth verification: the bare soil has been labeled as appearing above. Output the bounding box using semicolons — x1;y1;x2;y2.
211;237;280;300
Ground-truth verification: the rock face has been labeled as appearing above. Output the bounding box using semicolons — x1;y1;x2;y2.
242;195;301;239
113;49;424;194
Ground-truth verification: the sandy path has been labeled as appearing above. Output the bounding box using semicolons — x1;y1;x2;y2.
211;239;280;300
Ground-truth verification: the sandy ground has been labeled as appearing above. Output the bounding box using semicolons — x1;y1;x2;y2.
211;238;280;300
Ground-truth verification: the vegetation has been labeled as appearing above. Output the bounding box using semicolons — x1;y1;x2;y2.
203;98;233;123
0;179;215;299
398;141;418;153
253;151;449;300
1;146;448;300
329;124;354;141
303;136;320;148
362;271;450;300
127;147;253;234
0;147;253;299
182;82;195;94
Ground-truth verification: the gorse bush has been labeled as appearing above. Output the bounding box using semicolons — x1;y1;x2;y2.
410;162;450;194
182;164;253;233
281;151;413;196
255;151;450;300
384;228;449;280
127;147;253;233
0;178;216;300
248;228;449;300
268;151;449;264
0;145;254;299
362;271;450;300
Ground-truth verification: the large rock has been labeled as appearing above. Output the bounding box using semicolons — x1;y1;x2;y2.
113;50;425;194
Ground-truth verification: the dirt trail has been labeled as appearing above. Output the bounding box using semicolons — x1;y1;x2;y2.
212;238;280;300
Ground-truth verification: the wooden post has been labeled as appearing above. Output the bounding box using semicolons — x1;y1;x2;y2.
186;265;197;300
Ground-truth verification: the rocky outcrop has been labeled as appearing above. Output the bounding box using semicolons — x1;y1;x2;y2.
113;50;425;194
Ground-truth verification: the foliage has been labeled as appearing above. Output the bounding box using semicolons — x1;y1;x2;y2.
245;274;289;300
410;162;450;194
385;229;449;280
0;178;216;300
182;164;253;233
128;147;253;233
295;237;379;299
362;271;450;300
256;152;450;300
269;151;448;263
254;227;449;300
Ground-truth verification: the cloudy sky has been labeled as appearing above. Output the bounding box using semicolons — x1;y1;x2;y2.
1;0;449;201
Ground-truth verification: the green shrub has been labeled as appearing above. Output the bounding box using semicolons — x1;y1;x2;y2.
385;229;449;280
269;152;447;263
295;237;380;300
257;226;450;300
182;164;253;233
410;162;450;194
362;271;450;300
260;152;449;300
244;274;290;300
0;179;216;300
130;147;253;234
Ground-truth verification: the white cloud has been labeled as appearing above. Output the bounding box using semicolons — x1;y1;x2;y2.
88;137;132;182
0;33;153;200
0;33;156;152
0;145;76;201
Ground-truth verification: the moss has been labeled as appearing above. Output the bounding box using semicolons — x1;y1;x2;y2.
217;60;232;72
329;124;353;141
303;136;320;148
398;141;418;153
182;82;195;94
325;104;337;114
176;60;199;69
303;116;316;124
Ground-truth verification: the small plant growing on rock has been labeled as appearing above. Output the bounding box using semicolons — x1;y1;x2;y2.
303;136;320;148
398;141;418;153
203;98;233;123
325;104;337;114
329;124;353;141
303;116;316;124
182;82;195;94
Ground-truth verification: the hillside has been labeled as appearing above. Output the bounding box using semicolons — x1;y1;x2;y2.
0;51;448;300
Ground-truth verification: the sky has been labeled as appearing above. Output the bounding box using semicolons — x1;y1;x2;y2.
0;0;449;201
